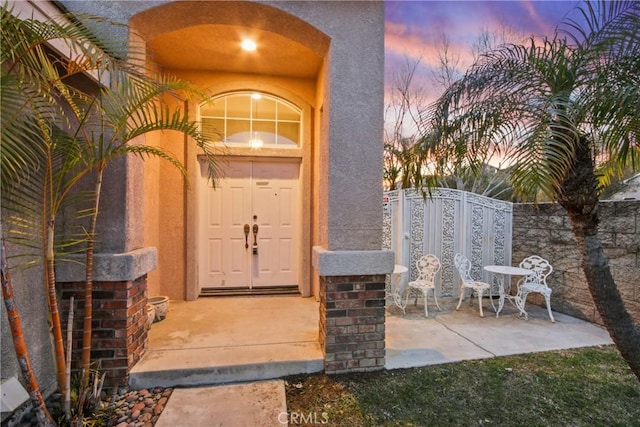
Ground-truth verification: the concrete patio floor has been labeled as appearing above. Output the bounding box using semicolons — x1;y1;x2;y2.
131;294;613;389
139;295;613;426
386;298;613;369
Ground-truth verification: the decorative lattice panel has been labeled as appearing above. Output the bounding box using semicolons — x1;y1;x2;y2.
382;188;513;300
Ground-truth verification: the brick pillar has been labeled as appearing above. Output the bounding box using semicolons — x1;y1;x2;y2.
319;274;386;374
61;275;148;389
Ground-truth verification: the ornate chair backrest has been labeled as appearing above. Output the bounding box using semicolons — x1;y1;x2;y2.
415;254;441;284
454;253;472;284
519;255;553;285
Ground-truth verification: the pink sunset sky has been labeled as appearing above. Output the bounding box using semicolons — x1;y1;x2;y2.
384;0;582;104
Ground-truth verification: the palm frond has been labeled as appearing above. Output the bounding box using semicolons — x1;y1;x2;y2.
418;0;639;201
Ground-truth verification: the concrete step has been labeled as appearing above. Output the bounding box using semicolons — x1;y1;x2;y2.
129;341;323;389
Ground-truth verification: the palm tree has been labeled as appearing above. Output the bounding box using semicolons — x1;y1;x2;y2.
1;224;55;425
420;0;640;380
1;2;95;413
69;70;217;391
1;3;218;416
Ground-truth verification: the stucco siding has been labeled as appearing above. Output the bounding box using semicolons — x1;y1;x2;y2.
273;1;386;250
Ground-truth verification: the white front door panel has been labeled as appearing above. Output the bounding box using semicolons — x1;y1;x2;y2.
251;161;298;287
198;160;299;290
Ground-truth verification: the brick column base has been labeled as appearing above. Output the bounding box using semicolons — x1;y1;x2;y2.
319;275;386;374
60;275;148;389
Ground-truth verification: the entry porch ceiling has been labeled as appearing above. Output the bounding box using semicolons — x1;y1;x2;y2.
147;24;322;78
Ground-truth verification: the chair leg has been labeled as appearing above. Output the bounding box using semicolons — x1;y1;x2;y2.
543;291;555;323
456;286;465;311
423;291;429;317
432;289;442;311
519;291;530;320
477;290;484;318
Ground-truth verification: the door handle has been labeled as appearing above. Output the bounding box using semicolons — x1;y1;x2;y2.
252;224;259;255
244;224;250;249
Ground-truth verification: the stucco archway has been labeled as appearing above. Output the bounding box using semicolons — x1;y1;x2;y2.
129;1;329;300
129;1;330;71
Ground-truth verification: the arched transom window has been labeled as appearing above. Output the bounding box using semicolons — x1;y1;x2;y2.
199;91;301;148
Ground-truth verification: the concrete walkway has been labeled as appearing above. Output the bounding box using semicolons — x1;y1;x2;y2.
155;380;288;427
145;296;612;426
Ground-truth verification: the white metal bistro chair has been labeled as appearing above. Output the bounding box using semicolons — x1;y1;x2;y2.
517;255;555;322
407;254;442;317
454;253;492;317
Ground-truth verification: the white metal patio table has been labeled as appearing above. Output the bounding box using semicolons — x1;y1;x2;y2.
483;265;534;318
387;264;409;314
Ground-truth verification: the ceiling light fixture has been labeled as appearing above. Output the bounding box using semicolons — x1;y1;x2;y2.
241;39;257;51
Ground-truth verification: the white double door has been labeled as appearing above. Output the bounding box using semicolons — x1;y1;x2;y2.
198;159;300;290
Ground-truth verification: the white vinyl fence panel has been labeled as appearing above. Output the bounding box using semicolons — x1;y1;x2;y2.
383;188;513;298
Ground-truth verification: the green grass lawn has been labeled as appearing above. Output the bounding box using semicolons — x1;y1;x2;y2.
285;345;640;426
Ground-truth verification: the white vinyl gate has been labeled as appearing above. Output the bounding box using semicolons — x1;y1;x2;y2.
383;188;513;298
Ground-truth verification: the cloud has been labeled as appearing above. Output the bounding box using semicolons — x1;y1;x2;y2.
384;1;578;106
